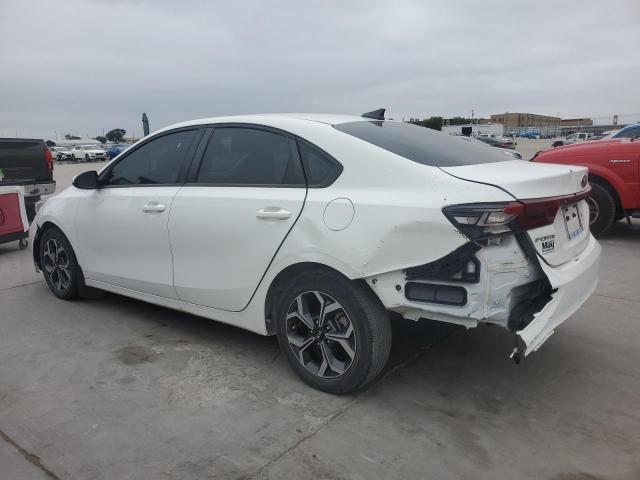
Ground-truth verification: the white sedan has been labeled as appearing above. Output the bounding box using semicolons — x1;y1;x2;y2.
71;144;107;162
32;111;600;393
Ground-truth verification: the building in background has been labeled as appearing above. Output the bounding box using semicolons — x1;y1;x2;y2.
490;112;560;128
560;118;593;126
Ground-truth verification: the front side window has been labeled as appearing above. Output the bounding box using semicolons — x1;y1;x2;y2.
195;128;304;186
333;121;508;167
104;129;197;186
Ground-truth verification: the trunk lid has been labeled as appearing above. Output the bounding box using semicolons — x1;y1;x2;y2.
440;161;591;266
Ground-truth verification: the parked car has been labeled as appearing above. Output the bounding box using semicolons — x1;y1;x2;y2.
532;138;640;236
106;144;129;159
476;135;516;150
455;135;523;159
600;130;619;137
518;130;540;139
609;123;640;140
564;132;593;144
71;144;107;162
0;137;56;221
33;112;600;393
50;145;73;161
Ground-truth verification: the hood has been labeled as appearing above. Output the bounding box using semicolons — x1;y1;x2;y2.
554;138;628;152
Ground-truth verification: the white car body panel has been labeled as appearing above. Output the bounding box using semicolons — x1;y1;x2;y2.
517;234;600;354
169;186;306;311
75;187;180;298
441;160;588;198
33;113;601;357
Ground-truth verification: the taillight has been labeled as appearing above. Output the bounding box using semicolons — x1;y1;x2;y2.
44;147;54;173
443;189;591;239
443;203;520;238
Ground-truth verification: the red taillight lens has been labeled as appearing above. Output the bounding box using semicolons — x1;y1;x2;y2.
507;189;591;230
44;147;54;172
443;189;591;239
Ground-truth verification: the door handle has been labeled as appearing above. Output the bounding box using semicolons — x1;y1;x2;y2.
256;207;291;220
143;201;166;212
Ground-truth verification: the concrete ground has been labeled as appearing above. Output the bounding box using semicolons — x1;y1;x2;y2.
1;160;639;480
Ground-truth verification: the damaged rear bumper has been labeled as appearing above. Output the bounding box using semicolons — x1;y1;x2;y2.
365;232;600;358
517;234;600;355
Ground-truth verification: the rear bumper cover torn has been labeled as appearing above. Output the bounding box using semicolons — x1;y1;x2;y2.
517;234;600;355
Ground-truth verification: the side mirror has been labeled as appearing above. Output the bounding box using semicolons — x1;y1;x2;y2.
73;170;100;190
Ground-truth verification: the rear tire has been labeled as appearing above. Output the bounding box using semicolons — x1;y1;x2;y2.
39;228;80;300
275;270;391;394
588;182;616;237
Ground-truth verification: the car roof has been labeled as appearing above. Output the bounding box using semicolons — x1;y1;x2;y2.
153;113;372;136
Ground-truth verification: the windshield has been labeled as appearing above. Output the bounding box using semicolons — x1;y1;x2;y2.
84;144;101;149
612;125;640;139
333;121;508;167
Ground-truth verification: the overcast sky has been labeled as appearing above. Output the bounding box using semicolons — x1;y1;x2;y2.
1;0;639;139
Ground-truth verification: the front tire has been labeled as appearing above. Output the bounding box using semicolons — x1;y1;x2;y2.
275;270;391;394
85;154;90;162
39;228;80;300
588;182;616;237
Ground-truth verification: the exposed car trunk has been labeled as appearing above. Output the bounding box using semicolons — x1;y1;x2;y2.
440;161;591;266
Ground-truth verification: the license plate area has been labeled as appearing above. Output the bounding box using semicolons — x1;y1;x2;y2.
563;203;583;240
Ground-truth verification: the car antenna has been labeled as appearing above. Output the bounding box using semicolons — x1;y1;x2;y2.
361;108;386;120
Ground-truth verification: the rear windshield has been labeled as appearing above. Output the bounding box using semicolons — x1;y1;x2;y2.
333;121;509;167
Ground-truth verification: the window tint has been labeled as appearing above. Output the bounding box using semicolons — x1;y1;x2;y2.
297;139;342;187
105;130;197;185
196;128;304;185
614;125;640;139
333;121;509;167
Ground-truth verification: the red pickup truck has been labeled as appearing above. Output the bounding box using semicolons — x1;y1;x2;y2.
532;138;640;236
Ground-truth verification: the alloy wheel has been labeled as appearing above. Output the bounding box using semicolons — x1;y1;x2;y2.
285;291;356;378
586;197;599;225
43;238;71;293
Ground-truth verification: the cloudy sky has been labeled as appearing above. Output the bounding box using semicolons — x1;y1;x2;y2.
1;0;639;139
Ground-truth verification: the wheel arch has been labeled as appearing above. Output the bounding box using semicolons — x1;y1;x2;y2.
588;173;622;214
263;261;377;335
587;165;635;210
32;220;64;270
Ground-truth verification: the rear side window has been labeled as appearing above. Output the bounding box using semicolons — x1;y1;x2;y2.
333;121;509;167
297;139;342;187
104;129;197;185
196;128;305;186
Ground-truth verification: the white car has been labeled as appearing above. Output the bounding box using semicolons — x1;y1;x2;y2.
564;132;593;144
71;144;107;162
454;134;523;159
50;145;73;161
32;111;600;393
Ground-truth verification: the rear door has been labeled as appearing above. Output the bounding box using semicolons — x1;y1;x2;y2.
169;125;307;311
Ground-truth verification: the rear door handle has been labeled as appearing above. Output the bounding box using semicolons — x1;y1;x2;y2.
143;201;166;212
256;207;291;220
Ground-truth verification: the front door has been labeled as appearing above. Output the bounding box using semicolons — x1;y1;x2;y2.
75;128;201;298
169;126;307;311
